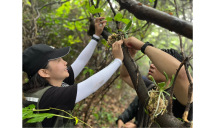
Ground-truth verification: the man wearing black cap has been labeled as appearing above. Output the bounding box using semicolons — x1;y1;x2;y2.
22;17;125;128
116;36;193;128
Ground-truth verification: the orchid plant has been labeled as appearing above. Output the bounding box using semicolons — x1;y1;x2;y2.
145;71;176;120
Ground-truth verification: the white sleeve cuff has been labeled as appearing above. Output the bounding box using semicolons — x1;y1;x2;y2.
75;58;122;103
114;58;122;66
93;34;100;39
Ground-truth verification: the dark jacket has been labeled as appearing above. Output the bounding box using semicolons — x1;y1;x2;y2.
116;76;193;128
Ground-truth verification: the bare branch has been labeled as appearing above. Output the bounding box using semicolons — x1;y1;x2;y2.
100;1;107;8
173;0;186;60
128;22;149;34
90;0;96;8
153;0;158;8
182;62;193;123
135;54;146;62
38;0;70;11
128;0;158;34
182;54;193;123
118;9;127;29
90;0;101;17
107;0;120;30
168;57;187;114
96;0;100;8
116;0;193;39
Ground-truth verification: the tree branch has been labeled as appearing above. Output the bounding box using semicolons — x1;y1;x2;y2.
38;0;70;11
90;0;100;17
100;1;107;8
182;53;193;123
174;0;185;59
128;0;158;34
88;9;191;128
107;0;120;30
153;0;158;8
116;0;193;39
96;0;100;8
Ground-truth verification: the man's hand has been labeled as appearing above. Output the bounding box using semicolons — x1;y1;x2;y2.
124;36;144;50
123;122;137;128
112;40;124;61
118;119;124;128
94;17;107;36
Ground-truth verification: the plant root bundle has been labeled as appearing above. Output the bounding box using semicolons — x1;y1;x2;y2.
107;33;125;46
147;88;168;122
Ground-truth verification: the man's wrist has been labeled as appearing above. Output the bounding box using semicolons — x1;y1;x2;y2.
94;33;100;37
118;119;124;128
141;42;153;54
92;34;100;42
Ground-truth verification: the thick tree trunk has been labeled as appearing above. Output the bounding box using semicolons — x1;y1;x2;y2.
98;28;190;128
89;12;190;128
122;46;188;128
116;0;193;40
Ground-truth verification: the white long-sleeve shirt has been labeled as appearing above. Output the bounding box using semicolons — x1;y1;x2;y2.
68;34;122;103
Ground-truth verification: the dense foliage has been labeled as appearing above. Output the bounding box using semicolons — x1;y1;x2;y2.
22;0;193;127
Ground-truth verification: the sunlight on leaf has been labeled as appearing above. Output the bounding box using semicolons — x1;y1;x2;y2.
114;13;123;21
121;19;130;25
105;17;113;22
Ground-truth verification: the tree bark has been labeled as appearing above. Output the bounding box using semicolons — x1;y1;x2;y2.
116;0;193;40
87;2;192;124
99;26;190;128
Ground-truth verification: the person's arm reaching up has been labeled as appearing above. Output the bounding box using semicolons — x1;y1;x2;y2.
124;37;193;106
75;40;124;103
71;17;107;79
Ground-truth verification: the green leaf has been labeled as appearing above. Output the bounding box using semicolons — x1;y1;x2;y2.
114;13;123;21
93;113;99;120
144;108;149;114
27;116;46;123
106;27;112;33
121;18;130;25
163;71;169;84
23;113;34;120
26;0;31;6
116;85;121;89
105;17;113;22
167;74;175;89
163;91;176;100
88;69;94;76
74;117;78;125
149;75;158;87
125;33;128;39
157;82;165;89
92;8;104;14
85;1;90;11
27;104;36;110
177;118;184;122
89;5;96;14
25;78;29;83
123;20;132;32
83;69;88;75
101;39;109;48
22;110;33;118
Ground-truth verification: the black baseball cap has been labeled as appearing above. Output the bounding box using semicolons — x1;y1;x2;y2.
23;44;70;79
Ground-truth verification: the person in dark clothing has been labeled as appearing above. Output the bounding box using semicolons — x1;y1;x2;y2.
116;77;193;128
117;36;193;128
22;17;125;128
